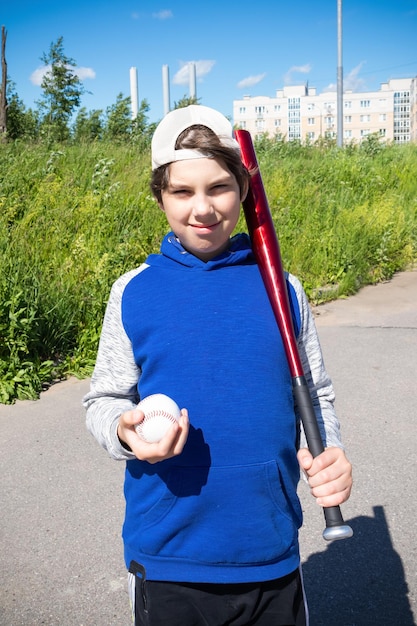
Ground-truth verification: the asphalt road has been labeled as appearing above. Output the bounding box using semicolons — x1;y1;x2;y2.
1;269;416;626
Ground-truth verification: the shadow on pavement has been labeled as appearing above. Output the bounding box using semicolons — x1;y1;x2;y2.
303;506;415;625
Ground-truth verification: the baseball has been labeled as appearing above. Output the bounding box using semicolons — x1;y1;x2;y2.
135;394;181;443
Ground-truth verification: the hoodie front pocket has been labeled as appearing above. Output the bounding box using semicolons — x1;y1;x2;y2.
138;461;301;566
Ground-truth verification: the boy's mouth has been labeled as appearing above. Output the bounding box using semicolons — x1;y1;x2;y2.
190;222;220;230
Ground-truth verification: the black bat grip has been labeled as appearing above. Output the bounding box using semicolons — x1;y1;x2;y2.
293;377;353;541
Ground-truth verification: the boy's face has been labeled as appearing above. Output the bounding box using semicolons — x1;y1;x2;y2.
159;157;243;262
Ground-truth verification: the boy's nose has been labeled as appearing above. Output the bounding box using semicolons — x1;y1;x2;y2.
192;195;214;217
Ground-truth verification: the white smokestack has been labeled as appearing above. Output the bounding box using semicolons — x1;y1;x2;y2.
188;62;196;100
162;64;170;116
130;67;138;119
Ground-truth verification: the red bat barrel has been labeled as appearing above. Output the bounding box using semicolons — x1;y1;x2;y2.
235;129;353;541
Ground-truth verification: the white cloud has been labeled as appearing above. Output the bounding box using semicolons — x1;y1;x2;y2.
30;65;96;85
323;82;337;93
152;9;173;19
172;60;216;85
30;66;48;86
324;62;367;93
132;9;172;19
237;73;266;89
344;62;367;91
75;67;96;80
284;63;312;85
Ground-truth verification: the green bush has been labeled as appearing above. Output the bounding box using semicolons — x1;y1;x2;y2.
1;138;416;403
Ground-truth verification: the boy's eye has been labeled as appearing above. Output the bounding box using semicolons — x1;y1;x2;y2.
211;183;230;192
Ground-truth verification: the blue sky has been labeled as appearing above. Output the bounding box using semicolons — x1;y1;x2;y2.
2;0;417;124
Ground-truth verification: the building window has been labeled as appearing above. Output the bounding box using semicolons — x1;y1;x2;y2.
255;119;265;130
344;115;352;123
288;96;301;143
393;90;411;143
360;100;371;108
288;97;301;110
307;131;315;140
394;105;410;114
344;129;352;138
238;120;246;129
379;129;386;136
394;91;410;101
394;119;410;128
288;122;301;140
360;129;370;137
308;117;315;125
274;105;281;112
379;113;386;121
360;114;371;122
274;119;281;127
255;106;265;115
344;101;352;108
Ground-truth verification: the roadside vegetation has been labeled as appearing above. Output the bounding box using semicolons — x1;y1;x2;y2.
2;136;416;404
1;36;416;403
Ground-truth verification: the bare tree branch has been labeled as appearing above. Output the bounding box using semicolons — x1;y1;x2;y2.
0;25;8;141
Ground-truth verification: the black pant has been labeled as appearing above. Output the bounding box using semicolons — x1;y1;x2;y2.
129;562;307;626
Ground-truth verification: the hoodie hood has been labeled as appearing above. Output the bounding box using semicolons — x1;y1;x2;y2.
146;232;255;270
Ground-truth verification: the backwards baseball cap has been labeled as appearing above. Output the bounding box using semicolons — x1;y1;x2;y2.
151;104;241;170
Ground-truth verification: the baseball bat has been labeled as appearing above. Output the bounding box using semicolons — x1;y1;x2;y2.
235;129;353;541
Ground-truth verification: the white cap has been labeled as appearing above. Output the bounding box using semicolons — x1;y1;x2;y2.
151;104;241;170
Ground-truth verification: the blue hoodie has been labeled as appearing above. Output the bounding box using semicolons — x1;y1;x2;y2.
119;232;303;583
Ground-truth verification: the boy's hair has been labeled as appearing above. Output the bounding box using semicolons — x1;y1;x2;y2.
151;124;250;204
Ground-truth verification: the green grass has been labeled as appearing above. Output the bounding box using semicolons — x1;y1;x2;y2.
1;137;416;403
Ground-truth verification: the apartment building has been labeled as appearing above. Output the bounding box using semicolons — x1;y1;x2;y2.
233;77;417;144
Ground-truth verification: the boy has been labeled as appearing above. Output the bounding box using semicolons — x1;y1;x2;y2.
84;105;352;625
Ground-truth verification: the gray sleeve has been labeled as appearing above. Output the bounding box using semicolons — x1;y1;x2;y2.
83;266;147;461
288;274;343;450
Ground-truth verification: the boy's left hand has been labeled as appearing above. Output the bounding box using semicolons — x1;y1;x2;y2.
297;447;352;508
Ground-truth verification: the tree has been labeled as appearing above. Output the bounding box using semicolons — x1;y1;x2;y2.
72;107;103;142
102;94;157;144
131;99;156;146
5;82;39;140
37;36;85;142
0;26;7;141
173;95;200;109
102;93;132;141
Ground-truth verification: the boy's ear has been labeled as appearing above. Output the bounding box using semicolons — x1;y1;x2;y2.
157;201;165;212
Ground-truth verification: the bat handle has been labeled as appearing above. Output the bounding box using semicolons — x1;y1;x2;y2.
322;514;354;541
293;378;353;541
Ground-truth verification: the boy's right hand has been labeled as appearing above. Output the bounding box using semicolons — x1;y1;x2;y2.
117;408;189;464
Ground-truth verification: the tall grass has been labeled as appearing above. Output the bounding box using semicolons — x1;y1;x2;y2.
1;137;416;403
253;137;416;297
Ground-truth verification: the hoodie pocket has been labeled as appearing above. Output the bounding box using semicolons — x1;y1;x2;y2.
138;461;301;566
